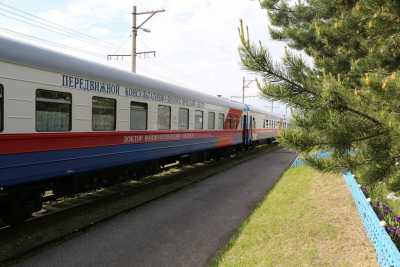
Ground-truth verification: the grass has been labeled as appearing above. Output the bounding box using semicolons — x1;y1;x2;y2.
213;166;377;267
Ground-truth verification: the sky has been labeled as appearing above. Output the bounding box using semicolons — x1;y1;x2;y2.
0;0;290;117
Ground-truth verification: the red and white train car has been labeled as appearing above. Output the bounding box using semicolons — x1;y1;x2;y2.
0;36;286;223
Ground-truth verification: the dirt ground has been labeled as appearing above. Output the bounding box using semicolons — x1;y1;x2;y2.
309;171;378;267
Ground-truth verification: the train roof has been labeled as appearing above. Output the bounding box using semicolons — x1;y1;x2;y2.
0;36;283;118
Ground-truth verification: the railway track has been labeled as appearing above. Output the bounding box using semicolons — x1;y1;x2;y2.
0;144;278;266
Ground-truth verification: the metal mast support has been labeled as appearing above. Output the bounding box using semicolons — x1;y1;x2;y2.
242;76;256;104
131;6;165;73
108;6;165;73
242;77;245;104
132;5;137;73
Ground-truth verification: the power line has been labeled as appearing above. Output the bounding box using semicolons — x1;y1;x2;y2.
0;1;116;45
0;10;114;50
0;27;106;58
139;39;196;84
0;8;115;50
0;2;118;48
113;34;132;54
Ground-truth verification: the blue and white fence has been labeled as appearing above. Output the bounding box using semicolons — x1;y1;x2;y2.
290;157;305;168
291;157;400;267
344;172;400;267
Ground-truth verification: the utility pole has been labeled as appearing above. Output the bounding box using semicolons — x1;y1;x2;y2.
242;76;256;104
107;6;165;73
132;5;137;73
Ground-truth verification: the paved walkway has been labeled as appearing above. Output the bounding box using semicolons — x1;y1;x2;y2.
14;149;296;267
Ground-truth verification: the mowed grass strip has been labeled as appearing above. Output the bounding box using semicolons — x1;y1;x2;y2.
213;166;377;267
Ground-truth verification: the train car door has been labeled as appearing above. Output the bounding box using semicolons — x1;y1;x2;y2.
242;114;248;145
242;106;252;146
252;116;256;141
249;115;253;145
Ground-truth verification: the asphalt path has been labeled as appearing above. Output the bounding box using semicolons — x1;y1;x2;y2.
14;149;296;267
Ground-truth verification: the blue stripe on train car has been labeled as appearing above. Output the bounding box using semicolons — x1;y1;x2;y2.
0;136;236;187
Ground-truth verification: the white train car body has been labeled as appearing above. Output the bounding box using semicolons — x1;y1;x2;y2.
0;36;286;223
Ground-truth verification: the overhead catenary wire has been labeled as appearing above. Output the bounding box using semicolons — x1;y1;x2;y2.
0;10;116;50
112;34;132;54
0;27;107;58
139;39;196;84
0;8;117;50
0;1;118;48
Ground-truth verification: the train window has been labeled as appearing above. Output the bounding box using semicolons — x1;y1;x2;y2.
226;115;232;129
179;108;189;130
195;110;203;130
36;89;72;132
158;105;171;130
0;85;3;132
230;117;239;129
208;112;215;129
130;102;147;130
218;113;224;129
92;96;116;131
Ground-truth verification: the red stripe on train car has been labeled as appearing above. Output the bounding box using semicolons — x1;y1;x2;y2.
0;130;243;155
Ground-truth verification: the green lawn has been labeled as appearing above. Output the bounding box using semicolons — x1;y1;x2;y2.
213;166;377;267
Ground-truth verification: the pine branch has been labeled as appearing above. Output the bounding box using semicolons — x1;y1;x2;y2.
238;20;385;127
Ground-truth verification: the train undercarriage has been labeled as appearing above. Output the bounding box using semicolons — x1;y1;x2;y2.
0;140;273;225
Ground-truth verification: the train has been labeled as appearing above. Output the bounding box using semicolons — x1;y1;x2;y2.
0;36;287;224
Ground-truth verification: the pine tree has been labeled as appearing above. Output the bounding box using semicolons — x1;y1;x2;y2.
239;0;400;188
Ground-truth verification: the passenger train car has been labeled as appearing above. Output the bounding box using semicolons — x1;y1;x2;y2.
0;36;286;224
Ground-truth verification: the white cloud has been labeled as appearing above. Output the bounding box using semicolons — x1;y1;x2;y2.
0;0;290;116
